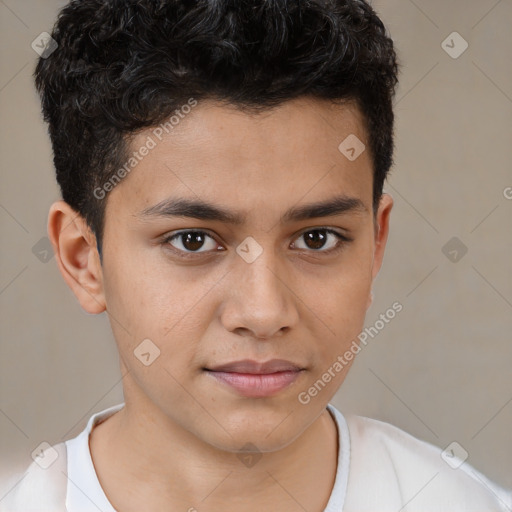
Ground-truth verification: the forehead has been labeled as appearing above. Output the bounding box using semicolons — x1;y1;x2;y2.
106;97;373;220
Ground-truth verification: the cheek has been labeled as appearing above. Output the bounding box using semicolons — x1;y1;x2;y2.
101;249;173;342
301;273;371;401
313;282;370;364
101;246;219;373
103;243;185;326
306;243;373;356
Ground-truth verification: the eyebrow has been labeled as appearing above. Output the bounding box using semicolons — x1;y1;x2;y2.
136;195;367;224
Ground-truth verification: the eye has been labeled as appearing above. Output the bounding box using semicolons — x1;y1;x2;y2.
291;228;350;253
162;227;351;259
163;230;221;256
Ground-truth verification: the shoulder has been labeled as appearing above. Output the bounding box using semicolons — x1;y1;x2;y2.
342;413;511;512
0;442;68;512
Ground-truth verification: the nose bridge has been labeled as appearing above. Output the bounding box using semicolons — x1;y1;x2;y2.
236;242;288;306
222;237;299;338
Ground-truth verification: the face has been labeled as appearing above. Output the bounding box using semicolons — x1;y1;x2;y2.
66;97;392;453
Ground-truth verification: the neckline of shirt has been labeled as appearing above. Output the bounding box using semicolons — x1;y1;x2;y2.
65;402;350;512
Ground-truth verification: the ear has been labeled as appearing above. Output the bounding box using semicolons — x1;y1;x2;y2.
47;200;106;314
366;193;393;309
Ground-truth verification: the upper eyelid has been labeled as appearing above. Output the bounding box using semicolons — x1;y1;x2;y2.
294;226;350;239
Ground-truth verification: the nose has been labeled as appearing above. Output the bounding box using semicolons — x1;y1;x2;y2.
220;251;299;340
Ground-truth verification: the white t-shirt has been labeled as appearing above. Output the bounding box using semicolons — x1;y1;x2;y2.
1;402;510;511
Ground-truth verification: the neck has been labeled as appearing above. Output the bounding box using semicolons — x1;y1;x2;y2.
89;377;339;512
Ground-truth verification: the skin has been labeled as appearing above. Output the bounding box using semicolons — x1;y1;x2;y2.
48;96;393;511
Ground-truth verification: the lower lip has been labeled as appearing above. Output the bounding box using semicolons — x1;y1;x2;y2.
206;370;303;398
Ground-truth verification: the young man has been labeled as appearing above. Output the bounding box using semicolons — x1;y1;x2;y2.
2;0;510;511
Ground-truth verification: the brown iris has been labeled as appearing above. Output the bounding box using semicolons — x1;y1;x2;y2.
303;230;327;250
181;232;207;251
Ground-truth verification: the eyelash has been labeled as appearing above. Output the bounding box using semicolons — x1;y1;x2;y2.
161;228;352;260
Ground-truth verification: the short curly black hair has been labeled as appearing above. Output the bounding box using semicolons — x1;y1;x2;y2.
34;0;399;252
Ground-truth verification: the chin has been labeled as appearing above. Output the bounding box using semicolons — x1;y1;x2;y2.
196;407;307;454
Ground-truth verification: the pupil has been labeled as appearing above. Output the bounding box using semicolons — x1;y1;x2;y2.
183;232;204;251
305;230;326;250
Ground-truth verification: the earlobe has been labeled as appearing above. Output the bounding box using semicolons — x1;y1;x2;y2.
366;289;374;310
47;200;106;314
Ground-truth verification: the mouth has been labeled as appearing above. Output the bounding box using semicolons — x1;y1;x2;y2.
204;359;305;398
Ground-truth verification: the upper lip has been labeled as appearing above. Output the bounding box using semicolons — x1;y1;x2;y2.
206;359;303;374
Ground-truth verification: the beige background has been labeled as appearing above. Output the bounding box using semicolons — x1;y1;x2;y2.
1;0;511;497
